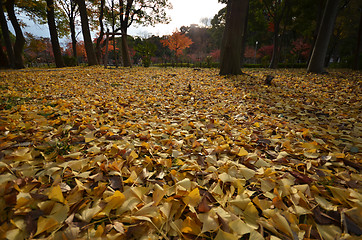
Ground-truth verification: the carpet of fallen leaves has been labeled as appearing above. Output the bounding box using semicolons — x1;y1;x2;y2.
0;67;361;240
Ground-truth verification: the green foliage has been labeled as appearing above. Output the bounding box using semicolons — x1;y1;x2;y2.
63;55;77;67
134;39;156;67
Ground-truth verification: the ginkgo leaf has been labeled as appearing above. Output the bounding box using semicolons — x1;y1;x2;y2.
102;191;125;216
181;216;201;235
1;66;360;240
214;229;239;240
35;216;59;236
48;185;66;204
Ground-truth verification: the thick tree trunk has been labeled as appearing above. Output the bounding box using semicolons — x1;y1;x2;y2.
219;0;249;75
96;0;105;65
121;28;132;67
352;7;362;70
46;0;65;68
77;0;98;65
307;0;326;66
0;0;15;68
5;0;25;69
307;0;340;73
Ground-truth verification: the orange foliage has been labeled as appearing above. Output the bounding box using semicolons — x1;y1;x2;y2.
161;30;193;56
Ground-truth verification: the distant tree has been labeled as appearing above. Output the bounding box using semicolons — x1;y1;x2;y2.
261;0;289;69
308;0;340;73
5;0;25;68
58;0;79;63
210;7;227;49
24;33;47;64
115;0;172;67
46;0;65;67
134;39;156;67
181;24;212;61
291;38;311;62
219;0;249;75
76;0;98;65
95;0;105;65
161;30;193;63
0;0;15;68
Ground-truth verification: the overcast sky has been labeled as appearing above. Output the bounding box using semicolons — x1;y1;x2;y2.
9;0;225;45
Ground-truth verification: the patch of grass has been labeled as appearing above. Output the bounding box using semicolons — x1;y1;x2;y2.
0;96;32;110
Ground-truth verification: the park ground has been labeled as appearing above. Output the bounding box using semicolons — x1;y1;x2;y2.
0;67;361;239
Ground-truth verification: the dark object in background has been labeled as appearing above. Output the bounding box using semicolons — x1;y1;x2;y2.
265;75;274;85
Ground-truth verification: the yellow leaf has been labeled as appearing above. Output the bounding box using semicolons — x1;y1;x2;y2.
181;216;201;235
229;218;252;235
215;229;239;240
95;224;104;238
183;188;201;207
48;185;65;204
238;147;248;156
153;184;166;206
129;150;138;160
239;167;255;180
124;171;138;184
102;191;125;216
198;213;219;233
35;216;59;236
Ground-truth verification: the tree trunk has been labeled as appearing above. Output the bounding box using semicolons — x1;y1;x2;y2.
69;15;78;62
352;7;362;70
46;0;65;68
219;0;249;75
0;34;9;68
5;0;25;69
96;0;105;65
121;28;132;67
77;0;98;65
0;0;15;68
307;0;340;73
269;23;280;69
240;1;250;66
307;0;326;66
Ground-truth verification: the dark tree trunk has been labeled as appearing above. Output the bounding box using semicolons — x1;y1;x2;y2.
269;23;280;69
353;7;362;70
77;0;98;65
119;0;133;67
240;1;250;66
121;28;132;67
307;0;340;73
96;0;105;64
219;0;249;75
307;0;326;66
0;34;9;68
5;0;25;69
46;0;65;68
69;16;78;61
268;0;289;69
0;0;15;68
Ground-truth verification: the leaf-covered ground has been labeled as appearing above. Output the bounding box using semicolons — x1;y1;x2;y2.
0;67;361;240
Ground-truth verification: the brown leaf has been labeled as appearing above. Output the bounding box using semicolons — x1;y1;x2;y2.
288;170;314;184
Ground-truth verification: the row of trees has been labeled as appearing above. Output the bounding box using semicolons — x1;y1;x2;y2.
219;0;362;74
0;0;172;69
0;0;361;73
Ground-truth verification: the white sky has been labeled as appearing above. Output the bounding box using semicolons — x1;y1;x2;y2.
9;0;225;44
129;0;226;37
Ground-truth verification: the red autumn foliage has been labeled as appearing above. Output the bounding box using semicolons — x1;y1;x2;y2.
161;30;193;56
